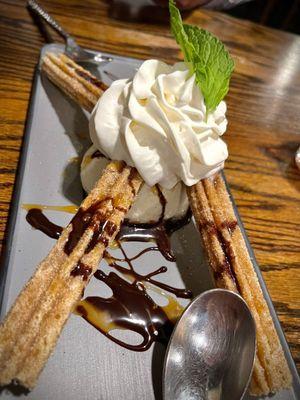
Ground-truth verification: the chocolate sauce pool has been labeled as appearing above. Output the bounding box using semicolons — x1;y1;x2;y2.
76;245;192;351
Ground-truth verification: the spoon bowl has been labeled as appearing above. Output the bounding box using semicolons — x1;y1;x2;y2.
163;289;256;400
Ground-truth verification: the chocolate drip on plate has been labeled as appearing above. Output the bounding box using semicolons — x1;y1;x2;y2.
117;224;174;261
26;208;63;239
77;270;173;351
76;243;192;351
24;206;193;352
106;243;192;299
25;204;191;262
117;210;191;262
24;178;190;261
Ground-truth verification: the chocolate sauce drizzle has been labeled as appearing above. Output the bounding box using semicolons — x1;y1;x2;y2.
77;270;174;351
117;211;191;262
71;262;92;281
105;244;192;299
200;219;239;287
24;204;240;352
23;181;193;351
24;205;192;351
64;199;118;255
155;184;166;222
26;208;63;239
24;182;191;262
69;64;108;91
91;149;104;159
24;206;190;261
76;244;192;351
116;186;190;261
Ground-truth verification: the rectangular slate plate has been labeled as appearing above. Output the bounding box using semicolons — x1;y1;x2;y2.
0;43;299;400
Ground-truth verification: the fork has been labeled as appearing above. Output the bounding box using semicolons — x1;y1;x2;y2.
27;0;113;65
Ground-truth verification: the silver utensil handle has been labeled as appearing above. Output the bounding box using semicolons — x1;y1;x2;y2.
27;0;70;40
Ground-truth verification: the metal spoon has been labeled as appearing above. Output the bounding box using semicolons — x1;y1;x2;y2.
163;289;256;400
27;0;113;64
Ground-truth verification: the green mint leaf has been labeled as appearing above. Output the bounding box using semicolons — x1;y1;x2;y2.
169;0;193;63
169;0;234;113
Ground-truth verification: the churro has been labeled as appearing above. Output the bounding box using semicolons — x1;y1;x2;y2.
0;54;143;389
187;175;292;395
0;160;142;388
42;53;107;112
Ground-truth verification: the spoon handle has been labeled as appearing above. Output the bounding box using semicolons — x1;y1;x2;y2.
27;0;70;41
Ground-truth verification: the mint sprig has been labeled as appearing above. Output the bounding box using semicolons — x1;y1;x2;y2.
169;0;234;113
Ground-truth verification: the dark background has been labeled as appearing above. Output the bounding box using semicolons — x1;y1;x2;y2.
109;0;300;34
228;0;300;34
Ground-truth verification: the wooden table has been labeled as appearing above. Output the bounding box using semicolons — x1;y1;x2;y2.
0;0;299;370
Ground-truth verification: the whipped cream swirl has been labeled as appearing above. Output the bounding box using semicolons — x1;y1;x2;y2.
90;60;228;189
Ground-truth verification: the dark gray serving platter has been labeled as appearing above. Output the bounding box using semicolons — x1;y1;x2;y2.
0;44;299;400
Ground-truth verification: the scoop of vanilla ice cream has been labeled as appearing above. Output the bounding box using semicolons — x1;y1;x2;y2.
81;145;189;224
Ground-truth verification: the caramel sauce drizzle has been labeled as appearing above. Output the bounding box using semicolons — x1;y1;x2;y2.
22;203;78;214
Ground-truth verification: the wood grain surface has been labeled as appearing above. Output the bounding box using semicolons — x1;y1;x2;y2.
0;0;299;371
